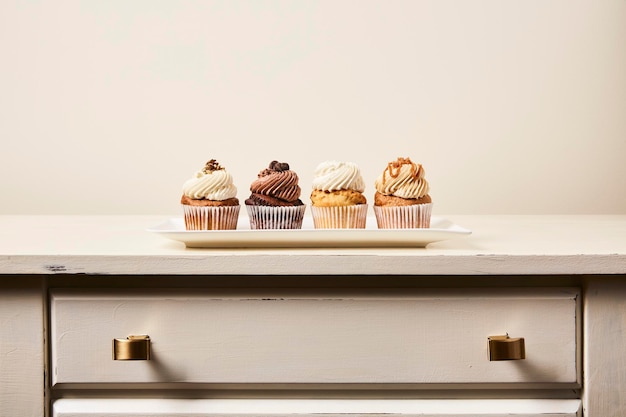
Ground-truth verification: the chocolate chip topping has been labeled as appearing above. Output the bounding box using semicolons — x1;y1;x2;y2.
271;160;289;171
259;160;290;177
202;159;224;174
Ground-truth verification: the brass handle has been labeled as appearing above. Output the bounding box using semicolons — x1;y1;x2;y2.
113;335;151;360
488;334;525;361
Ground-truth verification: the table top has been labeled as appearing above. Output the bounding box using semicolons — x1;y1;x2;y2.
1;215;625;276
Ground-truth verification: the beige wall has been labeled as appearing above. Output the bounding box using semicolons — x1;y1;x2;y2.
1;0;625;215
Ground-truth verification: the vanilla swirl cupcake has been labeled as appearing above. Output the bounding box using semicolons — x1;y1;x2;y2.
180;159;240;230
245;161;305;229
373;157;432;228
310;161;368;229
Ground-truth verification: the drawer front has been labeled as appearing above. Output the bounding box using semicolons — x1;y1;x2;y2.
52;399;582;416
50;288;579;386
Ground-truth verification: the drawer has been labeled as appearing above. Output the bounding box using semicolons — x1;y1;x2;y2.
50;288;580;386
52;399;582;416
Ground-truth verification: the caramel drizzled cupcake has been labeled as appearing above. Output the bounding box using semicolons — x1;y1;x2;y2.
373;157;432;228
310;161;368;229
180;159;240;230
245;160;305;229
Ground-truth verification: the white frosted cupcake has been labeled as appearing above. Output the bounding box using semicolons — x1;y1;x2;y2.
373;157;432;229
180;159;240;230
310;161;368;229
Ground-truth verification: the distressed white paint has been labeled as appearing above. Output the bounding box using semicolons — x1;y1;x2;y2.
1;215;625;276
0;278;45;417
1;216;624;416
52;398;581;416
583;278;626;417
50;288;579;386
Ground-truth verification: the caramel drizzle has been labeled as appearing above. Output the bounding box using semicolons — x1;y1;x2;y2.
384;157;421;182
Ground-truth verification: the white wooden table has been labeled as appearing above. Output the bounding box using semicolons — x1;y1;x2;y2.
1;215;625;416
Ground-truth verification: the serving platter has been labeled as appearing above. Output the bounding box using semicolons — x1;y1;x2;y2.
148;216;471;248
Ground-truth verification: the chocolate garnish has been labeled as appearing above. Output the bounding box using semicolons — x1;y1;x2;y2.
270;160;290;171
203;159;224;173
259;160;290;177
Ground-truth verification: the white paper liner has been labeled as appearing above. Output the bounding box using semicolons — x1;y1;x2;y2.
182;205;240;230
374;203;433;229
245;205;306;230
310;204;368;229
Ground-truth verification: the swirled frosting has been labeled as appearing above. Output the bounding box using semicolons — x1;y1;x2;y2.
246;161;303;206
311;161;365;192
182;159;238;201
375;157;429;199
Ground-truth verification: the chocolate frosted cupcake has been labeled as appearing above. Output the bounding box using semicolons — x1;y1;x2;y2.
310;161;368;229
181;159;240;230
245;160;306;229
373;157;432;228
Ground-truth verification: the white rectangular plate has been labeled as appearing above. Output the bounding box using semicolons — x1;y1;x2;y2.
148;216;471;248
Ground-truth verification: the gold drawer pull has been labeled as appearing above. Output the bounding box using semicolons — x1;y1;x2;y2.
113;335;151;360
488;334;525;361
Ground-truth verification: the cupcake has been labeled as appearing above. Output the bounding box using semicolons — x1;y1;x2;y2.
373;157;432;229
180;159;240;230
245;160;306;229
310;161;368;229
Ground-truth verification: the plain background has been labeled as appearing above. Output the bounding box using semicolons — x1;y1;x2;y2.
1;0;625;215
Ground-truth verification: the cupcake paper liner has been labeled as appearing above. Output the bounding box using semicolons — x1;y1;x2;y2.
182;205;240;230
374;203;433;229
310;204;368;229
246;205;306;230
